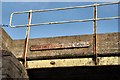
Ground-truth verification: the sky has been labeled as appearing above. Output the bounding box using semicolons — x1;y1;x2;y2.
2;2;119;40
1;0;120;2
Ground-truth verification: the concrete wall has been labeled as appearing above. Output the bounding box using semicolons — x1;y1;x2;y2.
1;28;119;59
0;27;120;69
0;28;14;51
1;50;29;79
13;32;120;59
0;28;29;79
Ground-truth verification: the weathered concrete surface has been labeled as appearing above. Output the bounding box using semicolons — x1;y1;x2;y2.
0;28;13;51
0;27;120;69
1;50;29;79
0;28;29;79
25;57;119;68
1;28;119;59
0;27;2;50
13;32;120;60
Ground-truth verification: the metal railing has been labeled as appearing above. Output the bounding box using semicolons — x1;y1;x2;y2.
9;2;120;28
9;2;120;67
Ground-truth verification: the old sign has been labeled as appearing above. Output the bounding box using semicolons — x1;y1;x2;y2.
30;41;90;51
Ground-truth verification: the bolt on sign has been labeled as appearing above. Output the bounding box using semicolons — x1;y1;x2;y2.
30;41;90;51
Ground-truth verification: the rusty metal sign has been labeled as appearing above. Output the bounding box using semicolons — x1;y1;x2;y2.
30;41;90;51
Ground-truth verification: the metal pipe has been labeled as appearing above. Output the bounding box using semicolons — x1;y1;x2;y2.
9;2;120;28
9;13;14;27
10;16;120;28
12;2;119;14
93;4;98;65
22;10;32;67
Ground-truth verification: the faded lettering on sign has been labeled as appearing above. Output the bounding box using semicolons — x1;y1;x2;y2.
30;41;90;51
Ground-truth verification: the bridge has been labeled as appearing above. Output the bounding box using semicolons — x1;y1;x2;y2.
0;2;120;80
1;28;120;79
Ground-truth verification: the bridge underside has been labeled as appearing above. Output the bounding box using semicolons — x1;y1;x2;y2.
27;65;120;80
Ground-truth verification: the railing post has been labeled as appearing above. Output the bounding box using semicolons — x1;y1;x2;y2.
22;10;32;67
93;4;98;65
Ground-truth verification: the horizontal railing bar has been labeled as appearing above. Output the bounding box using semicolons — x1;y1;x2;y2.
13;2;120;14
11;16;120;28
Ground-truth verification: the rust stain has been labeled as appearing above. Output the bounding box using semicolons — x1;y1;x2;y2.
30;41;90;51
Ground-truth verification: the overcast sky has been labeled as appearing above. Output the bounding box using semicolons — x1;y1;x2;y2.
2;2;119;39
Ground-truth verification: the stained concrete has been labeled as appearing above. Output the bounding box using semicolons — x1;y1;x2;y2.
0;27;120;79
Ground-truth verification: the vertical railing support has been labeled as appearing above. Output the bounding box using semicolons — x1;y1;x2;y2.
93;4;98;65
22;10;32;67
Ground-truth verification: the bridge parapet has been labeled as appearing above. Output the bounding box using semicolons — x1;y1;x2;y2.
0;28;120;69
13;32;120;59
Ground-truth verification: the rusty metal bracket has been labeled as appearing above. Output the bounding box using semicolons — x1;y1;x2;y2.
22;10;32;67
